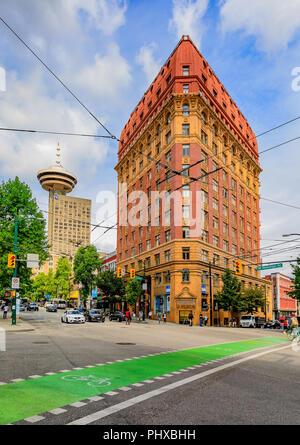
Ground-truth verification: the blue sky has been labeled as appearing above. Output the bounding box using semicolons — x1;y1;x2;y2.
1;0;300;275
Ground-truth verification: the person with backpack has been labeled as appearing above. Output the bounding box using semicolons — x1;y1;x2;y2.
188;311;194;327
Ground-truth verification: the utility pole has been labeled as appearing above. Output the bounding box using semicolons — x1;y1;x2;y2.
12;216;18;326
209;262;213;326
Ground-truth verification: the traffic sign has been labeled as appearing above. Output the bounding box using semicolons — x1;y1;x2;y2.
256;263;283;271
11;277;20;289
134;276;143;281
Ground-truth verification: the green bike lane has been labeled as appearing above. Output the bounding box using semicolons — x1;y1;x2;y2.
0;336;287;425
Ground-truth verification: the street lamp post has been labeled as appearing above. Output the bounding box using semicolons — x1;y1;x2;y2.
11;217;18;326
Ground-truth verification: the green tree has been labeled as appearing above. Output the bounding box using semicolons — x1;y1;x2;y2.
240;287;265;314
0;177;48;292
287;256;300;302
125;280;142;306
73;245;101;307
55;257;72;299
96;270;125;308
32;268;56;299
215;269;242;319
32;272;47;299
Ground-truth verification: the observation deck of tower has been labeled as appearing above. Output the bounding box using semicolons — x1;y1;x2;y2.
37;144;77;194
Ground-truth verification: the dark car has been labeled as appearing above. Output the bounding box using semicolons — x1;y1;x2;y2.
46;305;57;312
109;311;126;322
85;309;105;323
264;320;281;329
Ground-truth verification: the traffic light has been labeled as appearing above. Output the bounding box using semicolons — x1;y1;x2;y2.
117;267;123;278
130;269;135;279
8;253;16;268
235;260;242;275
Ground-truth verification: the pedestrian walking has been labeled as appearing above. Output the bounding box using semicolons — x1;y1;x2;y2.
125;309;131;325
188;311;194;327
199;314;203;327
232;318;236;328
3;304;8;319
148;311;152;320
158;313;161;324
163;312;167;323
204;315;208;326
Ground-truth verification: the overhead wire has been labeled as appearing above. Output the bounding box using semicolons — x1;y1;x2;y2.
0;15;118;140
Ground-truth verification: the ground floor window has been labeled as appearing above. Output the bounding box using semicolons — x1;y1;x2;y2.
154;295;169;314
179;310;190;324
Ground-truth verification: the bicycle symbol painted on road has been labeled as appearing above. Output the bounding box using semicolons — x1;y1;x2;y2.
61;374;111;387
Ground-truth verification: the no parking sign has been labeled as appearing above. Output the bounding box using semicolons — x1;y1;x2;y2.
11;277;20;289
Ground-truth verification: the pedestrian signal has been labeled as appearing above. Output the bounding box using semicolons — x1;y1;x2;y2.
117;267;123;278
130;269;135;279
235;260;242;275
8;254;16;268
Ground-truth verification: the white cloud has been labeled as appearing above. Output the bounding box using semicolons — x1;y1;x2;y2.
168;0;209;47
0;70;109;178
136;43;161;84
80;0;127;36
75;43;131;102
220;0;300;52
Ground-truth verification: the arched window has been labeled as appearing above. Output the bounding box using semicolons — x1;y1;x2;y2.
147;135;151;146
156;125;161;136
183;104;189;116
223;136;227;147
201;112;207;125
212;124;217;137
166;112;171;125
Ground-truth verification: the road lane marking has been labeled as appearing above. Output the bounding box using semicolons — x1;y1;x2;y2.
11;378;24;382
49;408;67;415
88;396;104;402
68;344;291;425
25;415;45;423
119;387;132;391
69;402;87;408
0;336;288;425
28;375;42;379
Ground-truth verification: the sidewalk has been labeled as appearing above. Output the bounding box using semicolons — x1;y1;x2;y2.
0;314;35;332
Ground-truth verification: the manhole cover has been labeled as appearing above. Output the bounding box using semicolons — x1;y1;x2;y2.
116;342;136;345
32;342;49;344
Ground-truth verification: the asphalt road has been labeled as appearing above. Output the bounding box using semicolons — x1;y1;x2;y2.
1;309;298;425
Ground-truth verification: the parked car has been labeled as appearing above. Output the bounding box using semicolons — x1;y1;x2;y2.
46;304;57;313
264;320;281;329
255;317;266;328
85;309;105;322
240;315;256;328
109;311;126;322
61;310;85;324
19;304;26;312
27;303;39;311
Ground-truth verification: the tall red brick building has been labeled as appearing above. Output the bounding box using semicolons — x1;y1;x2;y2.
115;36;272;324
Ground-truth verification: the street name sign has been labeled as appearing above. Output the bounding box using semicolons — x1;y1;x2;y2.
27;254;39;268
256;263;283;271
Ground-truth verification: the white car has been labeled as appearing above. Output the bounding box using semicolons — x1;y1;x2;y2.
240;315;256;328
61;310;85;324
